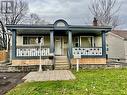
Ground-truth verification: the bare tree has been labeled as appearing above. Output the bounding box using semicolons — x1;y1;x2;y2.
24;13;49;25
0;21;7;50
0;0;29;24
28;13;41;24
0;0;29;50
89;0;121;28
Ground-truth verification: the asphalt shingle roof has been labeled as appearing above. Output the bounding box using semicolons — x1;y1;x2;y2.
112;30;127;39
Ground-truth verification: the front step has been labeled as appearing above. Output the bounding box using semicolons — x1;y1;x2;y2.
55;64;70;70
0;64;20;72
55;56;70;70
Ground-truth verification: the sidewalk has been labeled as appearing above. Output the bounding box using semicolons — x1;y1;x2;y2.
23;70;76;82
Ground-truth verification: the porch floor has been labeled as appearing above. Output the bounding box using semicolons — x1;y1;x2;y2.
23;70;76;82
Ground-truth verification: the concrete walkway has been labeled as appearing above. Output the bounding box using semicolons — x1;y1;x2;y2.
23;70;76;82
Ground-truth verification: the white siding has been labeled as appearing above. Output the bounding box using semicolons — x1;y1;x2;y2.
124;41;127;62
94;36;102;47
17;36;23;46
106;32;125;59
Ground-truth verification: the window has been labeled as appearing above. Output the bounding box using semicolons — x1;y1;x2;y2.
23;36;44;45
56;22;66;27
80;36;94;48
73;37;80;47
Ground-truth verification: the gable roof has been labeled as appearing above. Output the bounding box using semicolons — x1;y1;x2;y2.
112;30;127;40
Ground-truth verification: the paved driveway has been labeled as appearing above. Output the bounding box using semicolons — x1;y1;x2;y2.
0;73;27;95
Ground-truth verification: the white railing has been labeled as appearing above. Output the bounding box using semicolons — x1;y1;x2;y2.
73;47;102;56
16;46;50;57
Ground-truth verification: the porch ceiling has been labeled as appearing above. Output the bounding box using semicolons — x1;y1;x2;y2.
71;30;102;35
17;29;50;35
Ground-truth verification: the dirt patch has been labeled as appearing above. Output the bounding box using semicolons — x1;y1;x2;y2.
0;73;27;95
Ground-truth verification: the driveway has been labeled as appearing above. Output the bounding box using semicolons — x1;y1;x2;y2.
0;73;27;95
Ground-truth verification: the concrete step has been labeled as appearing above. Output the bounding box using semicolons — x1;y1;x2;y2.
0;66;9;70
55;56;67;60
55;63;68;65
55;67;69;70
55;56;68;64
55;60;68;63
0;65;20;72
55;64;70;70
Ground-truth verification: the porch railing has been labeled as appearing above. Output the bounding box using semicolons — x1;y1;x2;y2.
72;47;102;56
16;46;50;57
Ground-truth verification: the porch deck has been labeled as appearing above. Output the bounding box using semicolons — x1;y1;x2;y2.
23;70;75;82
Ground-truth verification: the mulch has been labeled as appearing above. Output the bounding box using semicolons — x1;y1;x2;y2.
0;73;27;95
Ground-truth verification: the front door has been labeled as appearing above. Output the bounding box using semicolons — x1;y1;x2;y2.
55;37;62;55
55;36;67;55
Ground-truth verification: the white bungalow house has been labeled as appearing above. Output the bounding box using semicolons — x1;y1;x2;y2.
6;19;111;70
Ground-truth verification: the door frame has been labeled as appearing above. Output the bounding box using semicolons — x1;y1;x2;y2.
55;36;67;56
55;36;62;55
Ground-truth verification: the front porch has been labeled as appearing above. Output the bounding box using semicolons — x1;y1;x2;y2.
6;19;111;69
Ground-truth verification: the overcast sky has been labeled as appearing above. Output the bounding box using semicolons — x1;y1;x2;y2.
28;0;127;29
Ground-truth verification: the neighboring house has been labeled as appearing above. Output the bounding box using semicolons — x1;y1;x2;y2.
6;19;111;69
106;30;127;63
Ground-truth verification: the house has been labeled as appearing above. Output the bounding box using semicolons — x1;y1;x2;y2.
6;19;111;70
106;30;127;63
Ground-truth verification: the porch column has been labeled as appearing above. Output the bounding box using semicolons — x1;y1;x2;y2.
50;30;54;53
12;29;16;59
102;31;106;57
68;31;72;57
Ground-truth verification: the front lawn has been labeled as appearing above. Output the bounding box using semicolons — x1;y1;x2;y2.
6;69;127;95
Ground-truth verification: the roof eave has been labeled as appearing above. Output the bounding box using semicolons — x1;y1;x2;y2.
6;24;112;32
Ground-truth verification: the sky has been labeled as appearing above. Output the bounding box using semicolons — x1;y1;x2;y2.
28;0;127;29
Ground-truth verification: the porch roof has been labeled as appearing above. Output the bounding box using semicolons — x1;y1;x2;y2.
6;24;111;31
6;19;112;34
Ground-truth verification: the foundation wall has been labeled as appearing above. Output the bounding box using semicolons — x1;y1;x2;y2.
12;59;53;66
71;58;106;64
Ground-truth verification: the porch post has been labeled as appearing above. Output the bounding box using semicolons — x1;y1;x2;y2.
68;31;72;57
12;29;16;59
50;30;54;53
102;31;106;57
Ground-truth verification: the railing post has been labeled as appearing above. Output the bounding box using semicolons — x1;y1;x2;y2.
102;31;106;57
12;29;16;59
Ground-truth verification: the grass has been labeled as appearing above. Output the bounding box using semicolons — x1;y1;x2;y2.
6;69;127;95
